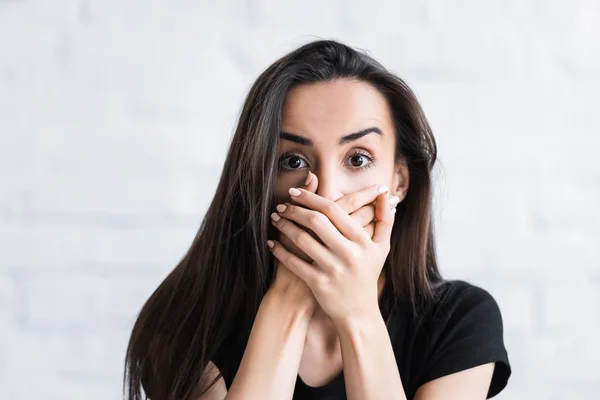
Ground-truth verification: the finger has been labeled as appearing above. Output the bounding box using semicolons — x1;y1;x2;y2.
267;240;320;287
304;170;318;193
350;204;376;228
363;221;375;239
271;212;339;271
279;231;313;263
372;193;399;245
288;187;374;245
351;197;403;225
301;171;327;247
335;184;390;214
302;174;394;230
276;203;350;258
278;171;320;264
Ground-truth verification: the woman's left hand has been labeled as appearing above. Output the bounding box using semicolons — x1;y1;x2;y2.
268;186;398;326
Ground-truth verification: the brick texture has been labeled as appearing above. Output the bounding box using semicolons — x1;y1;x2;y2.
1;1;599;399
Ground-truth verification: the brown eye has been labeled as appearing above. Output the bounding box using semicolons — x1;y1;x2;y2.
349;154;367;167
280;154;308;170
344;151;376;170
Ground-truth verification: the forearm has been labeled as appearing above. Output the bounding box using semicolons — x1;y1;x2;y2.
335;311;407;400
225;291;311;400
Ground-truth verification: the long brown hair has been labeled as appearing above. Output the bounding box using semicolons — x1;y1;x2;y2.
123;39;441;400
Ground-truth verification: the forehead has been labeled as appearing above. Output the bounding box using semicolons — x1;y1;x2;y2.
281;79;394;141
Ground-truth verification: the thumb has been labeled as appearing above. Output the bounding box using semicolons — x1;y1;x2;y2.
303;171;318;194
372;192;397;246
300;171;323;249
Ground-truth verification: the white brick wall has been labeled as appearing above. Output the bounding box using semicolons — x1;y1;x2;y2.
1;1;598;399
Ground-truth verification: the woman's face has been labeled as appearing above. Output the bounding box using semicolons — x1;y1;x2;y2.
275;78;407;206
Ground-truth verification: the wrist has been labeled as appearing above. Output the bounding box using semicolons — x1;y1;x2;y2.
263;288;316;320
331;305;383;334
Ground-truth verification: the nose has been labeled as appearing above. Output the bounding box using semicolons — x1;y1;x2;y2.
313;167;344;202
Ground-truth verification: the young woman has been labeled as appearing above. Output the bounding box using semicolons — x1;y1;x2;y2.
124;39;511;400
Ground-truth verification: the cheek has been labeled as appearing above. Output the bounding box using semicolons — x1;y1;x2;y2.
340;169;387;194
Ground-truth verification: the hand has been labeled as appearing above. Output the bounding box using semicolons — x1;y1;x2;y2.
268;175;320;314
267;172;399;312
267;178;401;325
275;172;400;263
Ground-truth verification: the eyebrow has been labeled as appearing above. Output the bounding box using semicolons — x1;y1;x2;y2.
280;127;383;146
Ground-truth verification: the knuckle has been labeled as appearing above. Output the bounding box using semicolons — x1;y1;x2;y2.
323;258;338;272
287;255;300;269
355;209;370;226
329;265;342;280
315;274;329;290
335;198;350;214
308;212;327;227
286;204;297;217
349;196;361;211
277;218;288;229
339;247;355;262
323;202;338;217
274;243;286;255
295;231;313;248
355;233;370;248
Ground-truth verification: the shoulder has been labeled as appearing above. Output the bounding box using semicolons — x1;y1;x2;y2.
410;280;511;398
403;279;504;333
429;279;502;321
407;280;507;354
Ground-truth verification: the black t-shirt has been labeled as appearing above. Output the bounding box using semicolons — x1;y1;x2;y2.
212;279;511;399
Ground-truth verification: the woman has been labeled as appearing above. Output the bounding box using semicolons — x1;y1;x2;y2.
124;39;511;400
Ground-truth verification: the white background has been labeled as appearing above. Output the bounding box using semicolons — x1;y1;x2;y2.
1;1;599;399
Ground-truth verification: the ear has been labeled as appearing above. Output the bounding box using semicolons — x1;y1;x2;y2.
392;159;409;201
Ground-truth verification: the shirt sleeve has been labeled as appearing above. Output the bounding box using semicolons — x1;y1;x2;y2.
210;331;246;391
418;281;511;398
211;342;233;390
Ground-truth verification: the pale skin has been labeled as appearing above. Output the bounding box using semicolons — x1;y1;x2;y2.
195;79;495;400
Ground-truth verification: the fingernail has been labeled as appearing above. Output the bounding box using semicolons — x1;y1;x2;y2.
389;196;400;207
305;171;313;186
267;240;274;248
289;187;301;196
276;204;287;213
377;185;389;194
270;212;281;222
